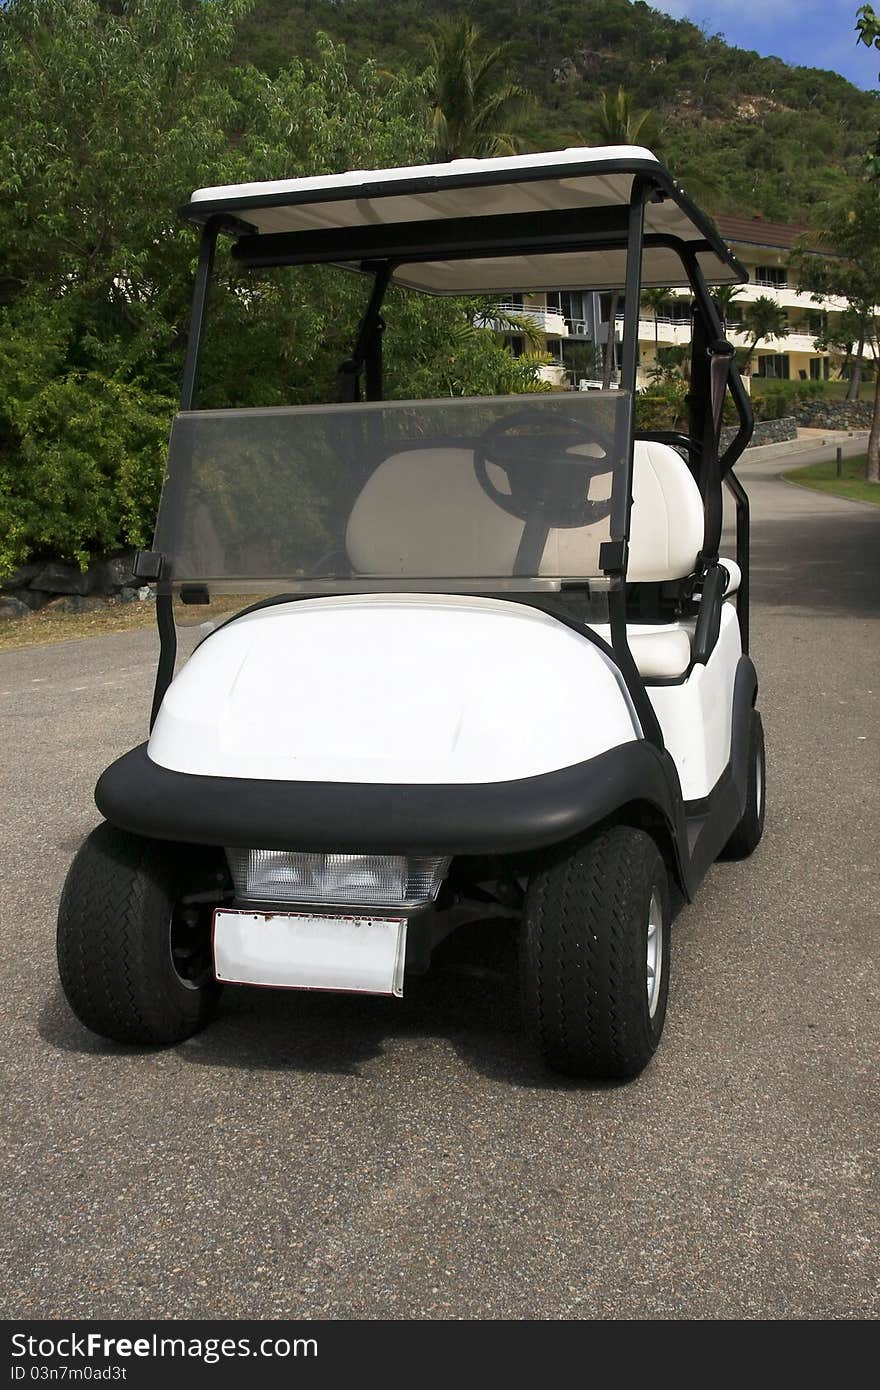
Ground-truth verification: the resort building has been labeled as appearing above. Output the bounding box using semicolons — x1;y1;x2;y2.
501;215;877;389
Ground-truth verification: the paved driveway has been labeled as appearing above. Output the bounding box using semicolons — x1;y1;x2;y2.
1;442;878;1319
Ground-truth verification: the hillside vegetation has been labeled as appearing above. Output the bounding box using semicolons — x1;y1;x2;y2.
236;0;879;221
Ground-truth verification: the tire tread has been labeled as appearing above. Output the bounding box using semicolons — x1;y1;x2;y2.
57;824;218;1045
521;826;668;1080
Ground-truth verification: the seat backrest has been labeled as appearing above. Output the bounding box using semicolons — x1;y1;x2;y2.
629;439;704;582
345;439;704;583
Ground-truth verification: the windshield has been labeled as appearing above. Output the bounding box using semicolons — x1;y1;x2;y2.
153;392;632;594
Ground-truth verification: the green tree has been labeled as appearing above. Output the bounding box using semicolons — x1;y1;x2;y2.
856;4;880;176
640;288;670;353
807;304;870;400
425;15;529;161
789;182;880;480
588;86;662;151
739;295;790;374
711;284;744;333
0;1;544;575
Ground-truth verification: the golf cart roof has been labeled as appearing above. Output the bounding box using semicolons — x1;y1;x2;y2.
181;146;746;293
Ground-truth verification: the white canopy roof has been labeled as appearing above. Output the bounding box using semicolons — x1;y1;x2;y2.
184;146;744;292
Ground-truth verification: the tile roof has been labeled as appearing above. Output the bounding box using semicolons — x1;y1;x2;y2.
714;214;820;251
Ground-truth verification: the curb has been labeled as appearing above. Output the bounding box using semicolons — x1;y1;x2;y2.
779;472;880;510
742;430;870;464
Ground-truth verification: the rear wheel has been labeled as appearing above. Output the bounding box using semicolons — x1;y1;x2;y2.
57;823;222;1045
520;826;670;1080
721;709;766;860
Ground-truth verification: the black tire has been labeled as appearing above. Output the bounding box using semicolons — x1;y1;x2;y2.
721;709;766;860
520;826;670;1081
57;822;222;1045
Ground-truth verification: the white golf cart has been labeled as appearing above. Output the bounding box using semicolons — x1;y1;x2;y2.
57;147;764;1079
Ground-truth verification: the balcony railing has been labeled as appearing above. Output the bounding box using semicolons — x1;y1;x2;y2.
493;302;567;335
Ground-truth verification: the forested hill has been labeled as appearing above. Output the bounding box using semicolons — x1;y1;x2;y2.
234;0;879;223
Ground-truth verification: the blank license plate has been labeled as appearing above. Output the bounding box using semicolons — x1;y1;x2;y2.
212;909;408;996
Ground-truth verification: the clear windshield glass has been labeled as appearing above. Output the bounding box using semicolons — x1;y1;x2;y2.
153;392;631;594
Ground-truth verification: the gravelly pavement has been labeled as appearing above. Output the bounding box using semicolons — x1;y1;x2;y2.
1;440;877;1320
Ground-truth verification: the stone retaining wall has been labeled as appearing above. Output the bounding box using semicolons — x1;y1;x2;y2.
790;399;874;431
720;415;798;450
0;552;151;620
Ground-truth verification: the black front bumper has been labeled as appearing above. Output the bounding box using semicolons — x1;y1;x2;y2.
95;740;684;858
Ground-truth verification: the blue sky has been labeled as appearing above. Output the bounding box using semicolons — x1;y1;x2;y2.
657;2;879;89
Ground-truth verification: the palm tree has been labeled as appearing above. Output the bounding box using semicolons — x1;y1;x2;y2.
589;87;662;151
640;287;670;352
711;284;744;333
426;17;530;162
740;295;790;374
585;87;663;387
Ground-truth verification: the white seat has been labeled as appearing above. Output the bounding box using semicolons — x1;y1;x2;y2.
345;438;707;681
628;440;704;582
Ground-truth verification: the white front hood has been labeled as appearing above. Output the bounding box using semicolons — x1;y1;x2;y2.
148;594;638;784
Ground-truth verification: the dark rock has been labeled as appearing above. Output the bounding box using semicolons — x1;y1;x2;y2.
720;416;797;450
42;594;108;614
0;595;33;621
791;400;873;430
28;561;95;595
1;563;41;592
116;584;154;604
9;589;49;611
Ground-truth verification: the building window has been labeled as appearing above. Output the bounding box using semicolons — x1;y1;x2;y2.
757;355;790;379
755;265;787;288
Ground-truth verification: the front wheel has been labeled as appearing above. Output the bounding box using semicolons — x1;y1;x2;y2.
57;823;222;1045
520;826;671;1080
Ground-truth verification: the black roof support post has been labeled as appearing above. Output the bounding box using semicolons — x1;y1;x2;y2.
337;261;392;403
149;217;222;730
180;217;222;411
683;247;754;653
607;178;665;752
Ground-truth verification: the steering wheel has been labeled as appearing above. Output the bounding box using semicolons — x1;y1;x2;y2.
473;409;614;529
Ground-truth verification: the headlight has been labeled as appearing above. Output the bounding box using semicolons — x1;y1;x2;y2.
225;849;450;908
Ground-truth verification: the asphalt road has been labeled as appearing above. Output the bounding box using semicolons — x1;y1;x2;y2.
1;440;878;1320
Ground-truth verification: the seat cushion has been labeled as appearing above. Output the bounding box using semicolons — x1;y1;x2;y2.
590;622;692;680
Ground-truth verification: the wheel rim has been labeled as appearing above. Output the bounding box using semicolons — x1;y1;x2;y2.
169;903;213;991
646;888;663;1018
755;742;765;820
